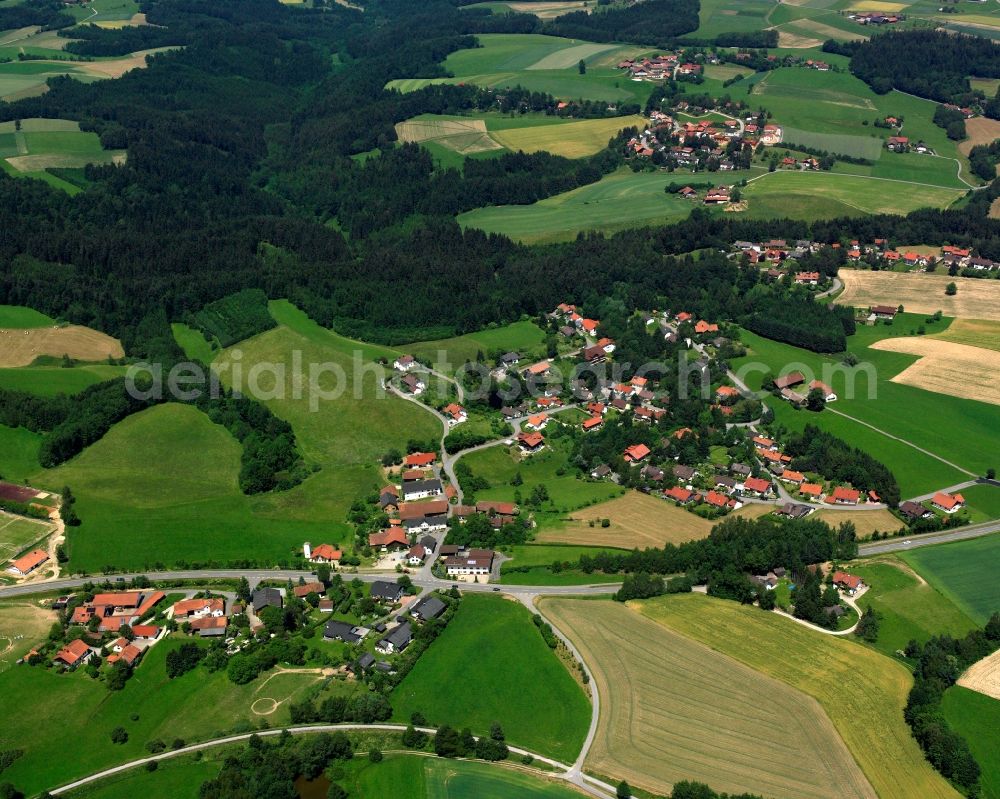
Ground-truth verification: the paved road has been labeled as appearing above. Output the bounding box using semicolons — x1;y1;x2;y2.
0;569;621;599
859;519;1000;555
815;276;843;299
48;723;622;799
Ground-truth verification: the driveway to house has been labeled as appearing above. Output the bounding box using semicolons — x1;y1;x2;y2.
815;276;842;299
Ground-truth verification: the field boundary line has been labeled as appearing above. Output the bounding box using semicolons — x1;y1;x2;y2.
826;407;976;477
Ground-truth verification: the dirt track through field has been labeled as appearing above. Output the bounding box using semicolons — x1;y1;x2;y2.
839;270;1000;321
542;599;877;799
869;337;1000;406
958;648;1000;701
0;325;124;366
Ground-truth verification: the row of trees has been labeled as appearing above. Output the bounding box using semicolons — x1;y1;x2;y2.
905;616;1000;794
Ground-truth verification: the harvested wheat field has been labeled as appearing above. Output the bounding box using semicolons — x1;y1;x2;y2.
630;593;962;799
991;197;1000;220
932;318;1000;353
71;48;176;79
839;270;1000;321
812;508;905;537
959;117;1000;157
537;491;714;548
508;1;591;18
395;118;504;155
0;326;124;367
959;648;1000;701
541;598;876;799
94;12;148;28
869;337;1000;405
777;30;824;48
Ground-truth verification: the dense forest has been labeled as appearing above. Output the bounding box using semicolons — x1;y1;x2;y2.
831;30;1000;107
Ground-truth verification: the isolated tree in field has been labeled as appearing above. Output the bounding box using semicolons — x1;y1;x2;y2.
110;727;128;744
617;780;631;798
578;59;586;75
945;282;958;296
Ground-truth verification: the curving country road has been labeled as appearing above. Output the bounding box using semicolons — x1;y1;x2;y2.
47;723;624;799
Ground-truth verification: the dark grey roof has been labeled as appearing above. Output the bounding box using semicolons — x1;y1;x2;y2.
411;595;446;621
375;660;394;673
673;465;697;481
198;626;227;637
324;620;361;644
715;475;736;489
251;588;283;612
419;535;437;552
402;479;442;496
370;581;404;601
378;622;413;652
730;463;752;476
500;352;521;363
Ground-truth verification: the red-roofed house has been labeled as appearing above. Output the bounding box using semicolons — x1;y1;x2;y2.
525;413;549;431
809;380;837;402
832;571;864;595
829;486;860;505
310;544;342;563
582;415;603;432
744;477;772;496
55;639;93;670
292;582;325;599
369;528;410;550
799;483;823;499
623;444;651;463
107;642;142;667
442;403;467;425
7;549;48;576
705;490;740;510
408;545;427;566
716;386;740;400
664;486;697;504
172;598;225;619
931;492;965;513
517;432;545;453
780;470;805;485
694;320;719;334
404;452;437;468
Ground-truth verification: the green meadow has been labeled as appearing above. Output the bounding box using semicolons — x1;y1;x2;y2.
0;118;125;194
743;171;965;221
387;33;653;105
460;439;624;514
0;424;43;484
407;320;546;372
458;168;701;243
694;0;775;38
0;364;126;396
960;484;1000;523
65;755;224;799
942;688;1000;799
0;304;55;328
340;755;589;799
0;634;356;797
849;559;977;658
730;319;999;495
39;299;440;571
391;593;591;762
904;535;1000;625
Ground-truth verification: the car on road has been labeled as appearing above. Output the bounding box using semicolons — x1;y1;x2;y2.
903;540;912;545
492;587;501;592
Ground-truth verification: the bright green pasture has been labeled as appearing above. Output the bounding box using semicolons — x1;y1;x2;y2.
340;754;591;799
65;756;222;799
407;320;546;372
904;535;1000;625
742;171;964;220
731;322;999;490
0;364;126;396
849;559;977;658
0;424;43;483
460;439;624;513
0;635;341;797
942;688;1000;799
458;168;701;243
391;593;591;762
0;304;54;327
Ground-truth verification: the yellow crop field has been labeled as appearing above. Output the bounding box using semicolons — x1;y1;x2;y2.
491;115;646;158
394;118;504;155
932;318;1000;353
959;648;1000;702
542;598;876;799
0;325;124;367
869;337;1000;406
839;270;1000;321
812;508;905;537
633;594;963;799
536;491;714;548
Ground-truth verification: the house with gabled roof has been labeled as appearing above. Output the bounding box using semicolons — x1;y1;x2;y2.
623;443;651;463
55;640;93;670
931;491;965;513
